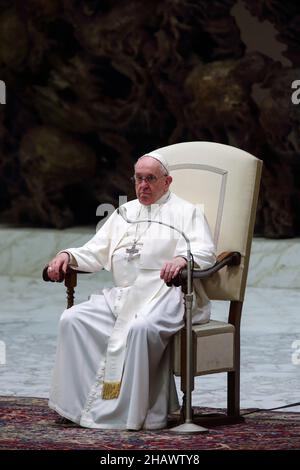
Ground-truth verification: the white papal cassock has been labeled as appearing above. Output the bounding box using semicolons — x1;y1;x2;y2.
48;191;215;430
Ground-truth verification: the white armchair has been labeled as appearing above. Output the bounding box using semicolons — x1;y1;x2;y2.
157;141;262;426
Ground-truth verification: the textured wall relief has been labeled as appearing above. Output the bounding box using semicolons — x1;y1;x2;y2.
0;0;299;236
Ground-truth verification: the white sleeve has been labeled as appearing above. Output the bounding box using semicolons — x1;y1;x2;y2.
174;205;216;270
59;210;120;272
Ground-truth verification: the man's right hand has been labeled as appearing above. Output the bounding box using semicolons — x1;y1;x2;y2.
47;252;70;281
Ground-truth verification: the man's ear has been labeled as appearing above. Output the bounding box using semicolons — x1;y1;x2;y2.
166;175;173;187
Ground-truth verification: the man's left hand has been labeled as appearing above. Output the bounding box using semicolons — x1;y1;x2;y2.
160;257;187;284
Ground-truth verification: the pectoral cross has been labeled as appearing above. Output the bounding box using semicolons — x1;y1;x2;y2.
126;242;140;261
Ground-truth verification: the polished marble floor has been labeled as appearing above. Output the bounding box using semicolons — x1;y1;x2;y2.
0;226;300;412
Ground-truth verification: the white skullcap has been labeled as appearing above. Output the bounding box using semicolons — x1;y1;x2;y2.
140;151;169;174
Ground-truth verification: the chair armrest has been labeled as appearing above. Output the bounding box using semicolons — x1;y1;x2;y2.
42;265;90;282
42;265;92;308
192;251;241;279
168;251;241;287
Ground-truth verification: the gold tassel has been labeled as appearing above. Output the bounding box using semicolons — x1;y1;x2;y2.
102;381;121;399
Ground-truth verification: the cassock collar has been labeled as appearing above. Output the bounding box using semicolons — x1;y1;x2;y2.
154;190;171;205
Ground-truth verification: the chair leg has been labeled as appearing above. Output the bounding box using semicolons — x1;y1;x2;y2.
227;370;240;417
227;300;244;422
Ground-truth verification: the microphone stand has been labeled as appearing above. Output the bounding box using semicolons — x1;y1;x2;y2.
117;207;208;433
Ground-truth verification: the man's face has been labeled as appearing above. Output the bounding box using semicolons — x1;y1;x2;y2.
134;157;172;205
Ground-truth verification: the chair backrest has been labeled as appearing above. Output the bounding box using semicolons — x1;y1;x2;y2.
155;141;262;301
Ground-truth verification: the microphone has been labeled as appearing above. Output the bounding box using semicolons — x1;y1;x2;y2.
117;204;208;434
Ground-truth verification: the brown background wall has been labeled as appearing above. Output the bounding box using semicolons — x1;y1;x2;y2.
0;0;300;237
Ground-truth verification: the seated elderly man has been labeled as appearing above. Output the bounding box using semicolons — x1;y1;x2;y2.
47;151;215;430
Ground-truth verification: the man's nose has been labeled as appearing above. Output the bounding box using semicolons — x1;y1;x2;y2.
140;179;150;188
